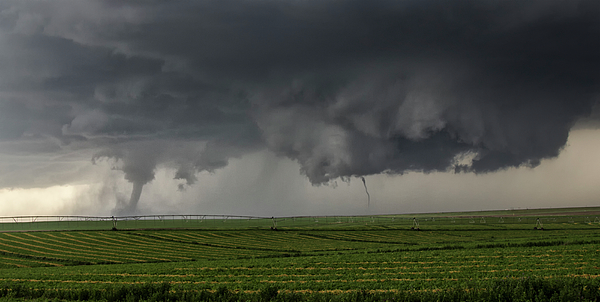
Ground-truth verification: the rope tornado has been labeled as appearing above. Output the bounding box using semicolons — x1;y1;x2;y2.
361;177;370;207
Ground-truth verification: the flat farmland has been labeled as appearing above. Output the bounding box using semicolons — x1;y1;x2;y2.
0;214;599;301
2;241;598;291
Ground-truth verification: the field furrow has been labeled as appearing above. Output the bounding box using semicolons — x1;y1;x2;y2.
0;219;599;301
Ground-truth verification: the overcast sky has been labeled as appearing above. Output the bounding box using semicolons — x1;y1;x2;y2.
0;0;599;217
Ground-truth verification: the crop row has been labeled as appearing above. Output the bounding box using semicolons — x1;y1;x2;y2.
0;242;597;293
299;228;600;246
1;276;599;302
0;231;285;266
134;228;600;253
133;231;393;252
1;227;599;269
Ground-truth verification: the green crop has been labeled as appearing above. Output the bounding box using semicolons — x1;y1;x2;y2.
0;216;599;301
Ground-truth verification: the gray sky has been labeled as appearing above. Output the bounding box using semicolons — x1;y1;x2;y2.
0;0;599;216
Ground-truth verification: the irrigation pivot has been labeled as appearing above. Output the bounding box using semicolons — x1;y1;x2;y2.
534;218;544;230
411;217;420;230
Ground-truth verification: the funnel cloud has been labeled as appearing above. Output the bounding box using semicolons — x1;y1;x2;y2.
361;177;370;207
92;144;162;214
0;0;598;214
125;181;144;216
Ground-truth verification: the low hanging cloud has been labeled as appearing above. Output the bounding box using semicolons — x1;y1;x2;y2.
252;59;597;183
0;0;598;212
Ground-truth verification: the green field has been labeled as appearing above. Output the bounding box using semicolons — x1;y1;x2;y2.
0;209;600;301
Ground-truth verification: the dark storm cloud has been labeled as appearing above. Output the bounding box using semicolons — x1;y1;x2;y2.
244;0;600;182
0;0;598;204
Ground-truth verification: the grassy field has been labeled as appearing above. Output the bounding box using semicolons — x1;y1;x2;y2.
0;208;599;301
